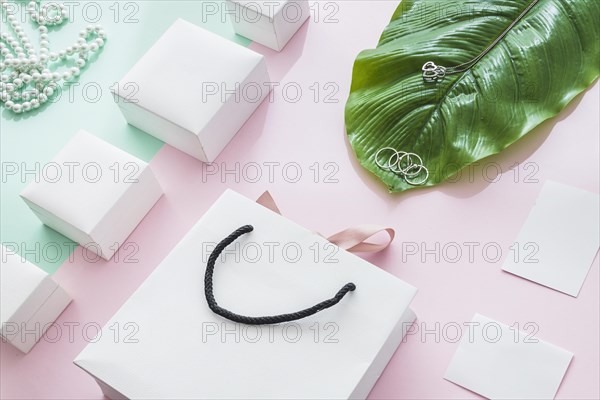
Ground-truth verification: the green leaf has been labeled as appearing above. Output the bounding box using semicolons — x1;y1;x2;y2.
345;0;600;193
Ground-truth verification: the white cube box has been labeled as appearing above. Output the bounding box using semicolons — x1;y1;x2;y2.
1;245;71;353
228;0;310;51
20;131;163;261
75;190;417;399
112;19;270;163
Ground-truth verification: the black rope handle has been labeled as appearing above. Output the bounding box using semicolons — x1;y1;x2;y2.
204;225;356;325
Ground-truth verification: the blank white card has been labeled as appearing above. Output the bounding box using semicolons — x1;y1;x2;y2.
502;180;600;297
445;314;573;399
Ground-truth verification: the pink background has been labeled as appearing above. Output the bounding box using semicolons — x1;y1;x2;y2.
1;2;599;399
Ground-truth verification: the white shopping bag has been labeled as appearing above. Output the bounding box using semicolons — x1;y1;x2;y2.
75;189;417;399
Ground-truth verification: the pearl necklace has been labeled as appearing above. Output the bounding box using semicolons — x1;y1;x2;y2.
0;0;106;114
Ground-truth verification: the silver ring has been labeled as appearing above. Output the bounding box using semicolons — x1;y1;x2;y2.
397;152;424;177
388;150;408;173
405;166;429;186
375;147;398;170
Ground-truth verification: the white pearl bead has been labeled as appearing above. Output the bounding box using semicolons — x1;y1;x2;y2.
38;93;48;103
32;72;41;81
39;26;48;34
41;72;51;81
13;78;23;87
89;43;98;52
49;52;58;61
5;100;14;109
22;102;31;111
70;67;80;76
76;58;86;67
31;98;39;108
12;103;22;113
51;72;60;81
62;71;71;80
44;87;54;96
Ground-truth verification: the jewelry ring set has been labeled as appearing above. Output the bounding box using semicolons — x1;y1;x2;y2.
375;147;429;186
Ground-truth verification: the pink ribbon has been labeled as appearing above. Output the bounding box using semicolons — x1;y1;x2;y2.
256;191;395;253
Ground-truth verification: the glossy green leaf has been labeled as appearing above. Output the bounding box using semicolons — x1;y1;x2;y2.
345;0;599;192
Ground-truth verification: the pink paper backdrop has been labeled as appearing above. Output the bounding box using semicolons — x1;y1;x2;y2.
1;2;598;399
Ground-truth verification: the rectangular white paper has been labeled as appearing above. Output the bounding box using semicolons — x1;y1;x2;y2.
74;190;417;399
502;180;600;296
444;314;573;400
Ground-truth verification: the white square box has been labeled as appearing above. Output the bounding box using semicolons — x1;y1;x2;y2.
1;245;71;353
227;0;310;51
112;19;270;162
75;190;417;399
20;130;163;261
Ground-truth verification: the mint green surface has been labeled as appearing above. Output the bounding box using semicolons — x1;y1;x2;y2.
1;1;251;273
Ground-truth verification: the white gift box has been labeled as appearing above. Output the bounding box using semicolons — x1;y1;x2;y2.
20;131;163;261
227;1;310;51
75;190;417;399
1;245;71;353
112;19;270;162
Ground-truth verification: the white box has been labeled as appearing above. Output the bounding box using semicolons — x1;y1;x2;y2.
1;245;71;353
75;190;417;399
112;19;270;162
20;130;163;261
227;1;310;51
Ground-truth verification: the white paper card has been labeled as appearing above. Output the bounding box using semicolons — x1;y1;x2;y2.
502;180;600;296
75;190;417;399
444;314;573;400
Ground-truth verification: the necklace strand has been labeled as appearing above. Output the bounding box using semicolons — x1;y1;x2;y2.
0;0;106;114
422;0;541;82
